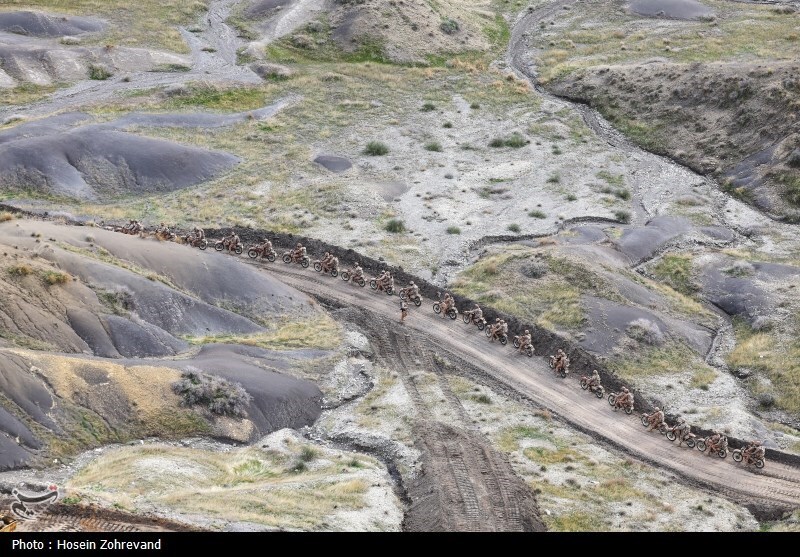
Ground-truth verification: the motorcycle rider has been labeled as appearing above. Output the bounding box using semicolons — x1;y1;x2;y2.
614;386;634;411
670;417;692;445
352;263;364;281
517;329;533;354
402;281;420;301
259;237;273;253
646;406;665;432
440;292;455;317
742;440;766;465
587;369;602;391
466;304;483;325
320;251;333;271
290;242;307;262
489;318;502;341
193;226;205;241
706;431;727;455
227;231;241;252
553;348;568;374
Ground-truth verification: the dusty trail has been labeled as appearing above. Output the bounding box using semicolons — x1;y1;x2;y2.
253;259;800;513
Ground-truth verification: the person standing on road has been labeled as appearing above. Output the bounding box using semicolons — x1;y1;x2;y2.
400;300;409;323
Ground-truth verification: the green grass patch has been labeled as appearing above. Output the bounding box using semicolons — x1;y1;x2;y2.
446;226;461;234
650;254;696;295
364;141;390;156
507;223;521;233
41;270;71;285
424;141;442;152
88;64;113;80
384;219;405;233
529;210;547;219
608;340;706;383
495;425;552;453
7;264;34;277
166;83;267;110
184;315;341;351
421;102;436;112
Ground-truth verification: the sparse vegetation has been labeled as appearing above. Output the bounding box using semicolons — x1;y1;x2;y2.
41;270;71;286
489;133;528;148
385;219;406;233
184;316;341;351
614;210;631;224
507;223;521;233
443;122;453;128
7;264;34;277
529;210;547;219
172;368;253;418
547;173;561;184
626;318;665;346
424;141;442;152
364;141;390;156
446;226;461;235
0;211;15;222
440;18;460;36
88;65;113;80
421;102;436;112
650;254;696;296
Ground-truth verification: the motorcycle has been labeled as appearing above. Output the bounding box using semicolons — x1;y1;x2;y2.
313;259;339;277
580;376;605;398
399;289;422;307
155;228;176;242
607;392;633;414
216;239;243;255
433;301;458;320
184;234;208;250
282;251;310;267
640;412;668;434
247;244;276;262
369;278;394;295
512;336;534;357
462;310;487;331
696;437;728;459
665;426;697;448
549;355;569;378
484;325;508;345
340;269;366;287
732;448;765;468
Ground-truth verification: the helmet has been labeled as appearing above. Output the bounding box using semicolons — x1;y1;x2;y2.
754;440;762;446
622;387;629;393
525;330;529;334
410;281;415;285
495;318;500;322
296;242;301;247
654;407;660;412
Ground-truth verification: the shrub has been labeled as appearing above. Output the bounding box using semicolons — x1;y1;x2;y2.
8;264;34;277
421;102;436;112
552;145;563;155
614;210;631;224
0;211;15;222
424;141;442;152
364;141;389;156
546;173;561;184
626;318;665;346
507;223;521;233
440;18;459;35
724;260;755;277
788;149;800;169
446;226;461;234
615;188;631;200
566;194;577;201
42;271;71;285
88;64;113;80
172;368;252;417
443;121;453;128
529;210;547;219
299;445;318;462
489;134;529;148
385;219;405;233
470;102;480;109
472;394;491;404
520;261;548;278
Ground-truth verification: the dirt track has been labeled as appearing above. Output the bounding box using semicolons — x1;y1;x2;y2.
252;259;800;516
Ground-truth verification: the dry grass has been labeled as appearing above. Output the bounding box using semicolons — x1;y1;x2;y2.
608;340;710;383
2;1;209;53
185;314;341;351
68;442;376;530
0;211;17;222
727;322;800;413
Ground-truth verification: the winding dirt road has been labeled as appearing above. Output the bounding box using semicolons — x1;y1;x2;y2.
255;259;800;514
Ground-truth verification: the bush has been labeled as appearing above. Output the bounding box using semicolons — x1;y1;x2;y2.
552;145;563;155
424;141;442;152
615;188;631;200
88;64;113;80
724;260;755;277
520;261;548;278
446;226;461;234
614;210;631;224
8;264;34;277
489;134;529;148
421;102;436;112
472;394;491;404
364;141;389;156
470;102;480;109
172;368;252;417
385;219;405;233
788;149;800;169
299;445;318;462
443;121;453;128
0;211;15;222
626;318;665;346
42;271;71;285
566;194;577;201
529;210;547;219
440;18;459;35
546;173;561;184
507;223;521;233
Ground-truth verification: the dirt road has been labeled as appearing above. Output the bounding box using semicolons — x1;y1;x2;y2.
256;260;800;515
